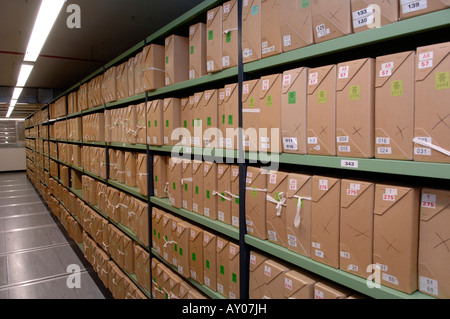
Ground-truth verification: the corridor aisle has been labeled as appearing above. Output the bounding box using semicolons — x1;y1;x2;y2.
0;172;109;299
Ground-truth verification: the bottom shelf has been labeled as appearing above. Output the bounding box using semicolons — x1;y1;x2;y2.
245;235;433;300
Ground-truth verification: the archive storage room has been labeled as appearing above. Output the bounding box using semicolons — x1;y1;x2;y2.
0;0;449;302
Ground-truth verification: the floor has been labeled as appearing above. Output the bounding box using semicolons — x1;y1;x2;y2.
0;171;110;299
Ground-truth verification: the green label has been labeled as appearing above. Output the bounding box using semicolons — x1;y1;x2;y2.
235;197;239;204
179;247;183;256
153;229;156;236
184;183;188;191
226;32;232;43
266;95;273;106
190;45;194;55
350;85;360;100
391;80;403;96
174;244;178;252
154;120;157;127
288;91;296;104
207;190;210;199
155;175;158;182
302;0;310;8
249;97;255;107
148;120;151;128
221;192;226;202
196;119;201;127
184;120;188;128
165;56;168;64
207;117;212;126
220;265;225;275
251;5;258;15
232;273;237;283
222;114;226;124
195;186;199;194
158;232;160;239
206;259;210;269
192;119;195;127
173;182;176;190
228;115;233;125
208;30;214;40
252;190;258;197
166;120;169;127
318;90;327;104
436;72;450;90
192;253;196;261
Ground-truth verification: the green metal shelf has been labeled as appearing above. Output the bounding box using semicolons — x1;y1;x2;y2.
107;142;148;151
150;197;240;241
105;93;146;109
245;235;434;300
244;9;450;73
107;179;147;202
151;248;227;300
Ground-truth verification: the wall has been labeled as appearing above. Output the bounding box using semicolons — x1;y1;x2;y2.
0;148;26;172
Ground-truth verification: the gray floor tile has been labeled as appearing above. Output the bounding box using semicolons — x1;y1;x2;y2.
3;213;55;231
0;195;42;206
52;244;88;272
0;203;48;218
0;256;7;287
5;226;68;252
0;190;39;198
8;276;80;299
0;233;5;254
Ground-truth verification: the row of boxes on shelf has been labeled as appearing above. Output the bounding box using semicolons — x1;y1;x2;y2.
245;166;450;298
152;207;240;299
249;250;363;299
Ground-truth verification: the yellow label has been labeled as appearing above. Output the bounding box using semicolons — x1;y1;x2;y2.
318;90;327;104
436;72;450;90
391;80;403;96
349;85;360;100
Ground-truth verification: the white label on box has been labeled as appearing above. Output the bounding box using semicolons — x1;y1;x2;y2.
376;137;390;145
289;179;297;191
419;276;439;296
377;147;392;155
262;46;275;55
264;265;272;277
382;273;399;286
352;6;374;20
232;168;238;177
189;70;195;79
283;74;291;86
223;3;230;13
269;174;277;184
204;276;210;287
379;68;392;77
308;137;318;145
250;254;257;265
377;263;388;272
285;278;293;290
204;207;210;217
401;0;428;14
347;188;358;196
340;251;351;259
230;245;236;255
243;48;253;58
382;62;394;70
338;66;349;79
316;24;330;38
283;35;291;47
226;138;232;148
164;136;169;144
268;230;277;242
193;203;198;212
385;188;398;196
419;51;433;61
222;56;230;67
315;249;324;258
339;146;351;153
319;179;328;191
309;72;318;85
208;11;214;20
418;59;433;69
207;60;214;72
416;137;432;144
183;200;187;209
383;194;396;201
218;211;224;221
243;84;249;94
350;183;361;190
217;240;224;249
191;270;197;279
415;147;432;156
337;136;349;143
421;193;436;209
262;41;268;49
165;77;170;85
341;160;359;169
178;265;184;275
347;264;359;272
217;283;224;294
232;216;239;227
353;15;375;29
312;242;321;249
315;289;324;299
262;79;270;90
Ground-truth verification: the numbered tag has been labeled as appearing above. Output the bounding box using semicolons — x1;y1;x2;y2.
421;193;436;209
341;160;359;169
319;179;328;191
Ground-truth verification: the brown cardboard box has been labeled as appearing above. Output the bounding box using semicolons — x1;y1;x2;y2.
351;0;399;33
280;0;314;52
375;51;415;160
147;99;164;146
201;89;219;148
141;44;165;91
152;207;164;256
203;230;217;291
122;233;135;274
230;165;240;228
259;74;282;153
161;211;173;264
261;0;282;58
284;269;319;299
246;166;268;240
153;155;167;198
191;160;204;215
163;98;181;146
418;188;450;299
314;280;351;299
206;6;223;73
187;96;195;146
89;147;99;176
266;170;289;247
165;35;189;86
127;58;135;98
107;187;121;222
307;65;337;156
167;157;183;209
203;162;218;220
125;151;137;187
150;258;160;298
286;173;312;258
189;22;207;80
216;236;230;297
135;102;147;144
339;179;374;278
180;97;191;146
263;259;289;299
373;184;420;294
414;42;450;163
109;225;125;267
175;220;191;278
121;194;133;234
181;159;193;212
223;83;239;150
134;51;144;95
125;105;137;144
109;265;125;299
134;199;149;247
136;153;148;197
242;0;262;63
311;0;353;43
189;225;204;285
60;165;69;187
192;91;204;148
400;0;449;20
222;0;239;69
242;79;260;152
311;176;341;268
281;67;309;154
116;61;129;100
117;148;126;183
216;164;232;225
336;58;375;158
249;251;268;299
228;242;240;299
109;149;117;181
71;169;82;189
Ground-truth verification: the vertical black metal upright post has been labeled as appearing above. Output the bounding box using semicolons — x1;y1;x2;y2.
237;0;249;300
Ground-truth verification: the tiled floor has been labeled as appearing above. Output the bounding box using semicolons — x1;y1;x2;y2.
0;171;110;299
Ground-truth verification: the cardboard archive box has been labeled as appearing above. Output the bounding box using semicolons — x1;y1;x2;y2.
242;0;262;63
127;58;135;98
217;163;232;225
116;61;129;100
230;165;240;228
249;250;268;299
286;173;312;258
167;157;183;209
311;176;341;268
135;244;150;292
229;242;240;299
147;99;164;146
136;152;148;196
203;230;217;291
189;225;204;285
180;97;192;146
189;22;207;80
206;5;223;73
163;98;181;146
373;184;420;294
284;269;319;299
414;41;450;163
339;179;375;278
400;0;449;20
175;220;191;278
259;73;282;154
221;83;239;149
203;161;218;220
202;90;220;148
222;0;239;69
133;51;144;95
181;159;193;212
216;236;230;297
261;0;282;58
125;105;137;144
314;280;351;299
124;151;137;187
266;170;289;247
242;79;261;152
263;258;289;299
311;0;353;43
192;160;204;215
161;211;174;265
135;102;147;145
280;0;314;52
246;166;268;240
153;155;167;198
307;65;337;156
141;44;165;91
134;199;149;247
164;35;189;86
350;0;399;33
375;51;415;160
151;207;163;256
418;188;450;299
336;58;375;158
281;67;309;154
192;91;204;148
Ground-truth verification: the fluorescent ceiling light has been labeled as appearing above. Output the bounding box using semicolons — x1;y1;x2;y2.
12;87;24;100
6;106;14;118
0;118;25;121
10;100;18;107
24;0;66;62
16;64;34;87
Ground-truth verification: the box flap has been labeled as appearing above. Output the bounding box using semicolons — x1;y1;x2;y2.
224;83;238;102
153;207;163;222
282;67;307;94
260;74;281;99
203;161;215;178
336;58;371;92
150;99;162;114
263;259;288;284
216;237;229;253
249;251;267;271
223;0;237;21
207;6;221;28
203;230;216;248
180;97;189;111
162;213;171;228
375;51;415;88
341;180;374;209
420;188;450;221
217;163;230;180
163;98;172;112
246;167;262;187
243;79;260;104
176;221;189;238
230;165;239;183
192;160;203;175
194;91;204;106
287;174;312;198
307;64;336;95
229;242;240;260
189;226;203;242
242;0;257;21
189;23;200;41
182;159;191;173
416;42;450;82
203;89;217;107
374;185;412;215
267;170;288;193
285;270;316;297
312;176;340;203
